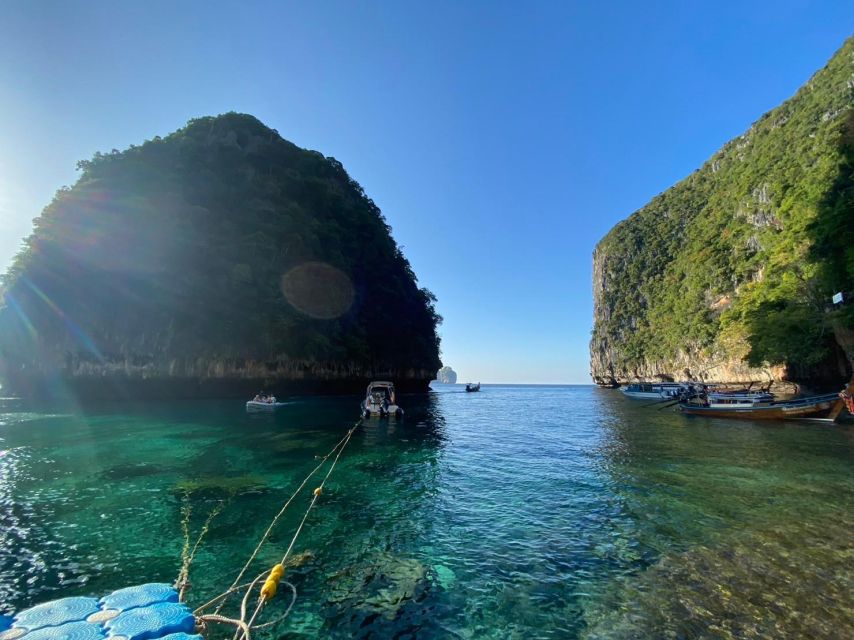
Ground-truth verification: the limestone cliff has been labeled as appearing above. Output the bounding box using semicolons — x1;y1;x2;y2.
591;38;854;389
0;114;442;398
435;366;458;384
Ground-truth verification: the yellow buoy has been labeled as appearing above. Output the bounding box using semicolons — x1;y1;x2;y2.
260;564;285;600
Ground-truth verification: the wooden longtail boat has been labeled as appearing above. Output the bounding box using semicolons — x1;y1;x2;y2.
678;392;844;420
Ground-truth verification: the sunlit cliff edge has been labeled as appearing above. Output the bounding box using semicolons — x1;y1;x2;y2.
591;38;854;390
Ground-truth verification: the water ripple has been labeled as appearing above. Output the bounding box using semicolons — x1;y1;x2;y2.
0;388;851;638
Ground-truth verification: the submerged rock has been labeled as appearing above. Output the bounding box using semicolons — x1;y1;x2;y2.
284;550;315;569
325;552;431;620
172;475;266;498
431;564;456;591
100;463;163;481
581;512;853;640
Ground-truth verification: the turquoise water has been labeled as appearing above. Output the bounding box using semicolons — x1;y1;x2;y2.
1;385;852;638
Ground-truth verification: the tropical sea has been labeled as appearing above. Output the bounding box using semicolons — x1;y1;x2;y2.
0;384;852;639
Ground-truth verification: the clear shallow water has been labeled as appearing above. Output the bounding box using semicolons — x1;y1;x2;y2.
1;385;852;639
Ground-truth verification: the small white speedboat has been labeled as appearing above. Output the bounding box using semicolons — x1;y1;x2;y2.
246;398;287;412
361;381;403;418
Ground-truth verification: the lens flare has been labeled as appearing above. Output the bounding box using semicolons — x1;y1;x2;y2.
22;278;104;362
280;262;355;320
3;293;37;340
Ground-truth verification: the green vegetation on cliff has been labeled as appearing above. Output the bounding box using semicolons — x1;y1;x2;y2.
592;38;854;382
0;113;441;392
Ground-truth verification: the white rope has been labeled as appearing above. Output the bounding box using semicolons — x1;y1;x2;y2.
195;419;361;639
214;425;356;613
239;422;358;639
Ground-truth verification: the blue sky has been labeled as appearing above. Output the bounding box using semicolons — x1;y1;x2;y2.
0;2;852;383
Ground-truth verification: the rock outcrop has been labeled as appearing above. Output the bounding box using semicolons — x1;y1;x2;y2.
0;113;442;398
434;366;457;384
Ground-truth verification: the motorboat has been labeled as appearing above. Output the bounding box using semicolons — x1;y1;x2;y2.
246;395;286;411
362;381;403;418
620;382;685;399
465;382;481;392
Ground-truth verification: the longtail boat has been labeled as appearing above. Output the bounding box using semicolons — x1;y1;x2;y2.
677;385;852;421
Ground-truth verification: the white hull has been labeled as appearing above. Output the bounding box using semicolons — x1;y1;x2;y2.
620;382;687;399
361;381;403;418
621;390;669;399
362;401;403;417
246;401;287;411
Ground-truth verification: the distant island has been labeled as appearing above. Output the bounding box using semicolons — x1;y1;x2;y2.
435;366;457;384
591;37;854;389
0;113;442;398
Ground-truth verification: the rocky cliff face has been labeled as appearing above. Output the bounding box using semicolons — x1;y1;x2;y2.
435;366;457;384
591;38;854;390
591;246;794;388
0;113;442;398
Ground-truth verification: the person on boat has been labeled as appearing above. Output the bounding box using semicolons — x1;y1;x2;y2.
268;394;277;404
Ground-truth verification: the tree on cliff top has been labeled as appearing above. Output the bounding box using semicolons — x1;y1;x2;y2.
0;113;442;380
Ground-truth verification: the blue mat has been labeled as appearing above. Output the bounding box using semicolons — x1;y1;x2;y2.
105;603;195;640
4;585;201;640
23;621;105;640
100;584;178;613
12;598;100;633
